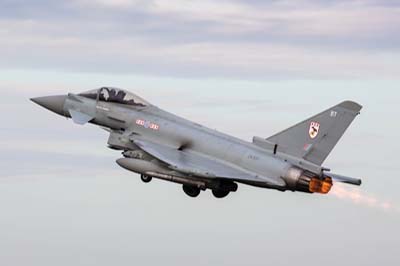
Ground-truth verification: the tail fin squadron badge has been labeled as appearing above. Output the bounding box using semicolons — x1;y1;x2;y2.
309;122;320;139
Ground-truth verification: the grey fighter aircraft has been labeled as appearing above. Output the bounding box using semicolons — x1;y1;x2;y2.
31;87;363;198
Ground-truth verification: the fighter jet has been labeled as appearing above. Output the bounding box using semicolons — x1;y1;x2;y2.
31;87;363;198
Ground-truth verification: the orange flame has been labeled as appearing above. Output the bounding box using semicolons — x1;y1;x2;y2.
309;177;333;194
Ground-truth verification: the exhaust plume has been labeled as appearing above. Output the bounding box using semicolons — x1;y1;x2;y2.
330;184;399;213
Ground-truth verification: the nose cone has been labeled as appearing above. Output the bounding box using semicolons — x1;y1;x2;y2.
31;95;67;116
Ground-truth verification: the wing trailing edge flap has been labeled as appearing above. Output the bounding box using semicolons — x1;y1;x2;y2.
133;139;286;187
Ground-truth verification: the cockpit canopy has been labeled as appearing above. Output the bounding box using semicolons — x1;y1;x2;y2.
79;87;150;107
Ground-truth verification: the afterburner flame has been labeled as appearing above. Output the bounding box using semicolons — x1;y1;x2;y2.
309;177;333;194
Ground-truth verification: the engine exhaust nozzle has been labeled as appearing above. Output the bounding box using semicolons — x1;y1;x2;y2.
309;177;333;194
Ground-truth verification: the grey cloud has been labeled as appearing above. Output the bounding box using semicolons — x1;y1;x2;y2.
4;0;398;48
1;0;400;79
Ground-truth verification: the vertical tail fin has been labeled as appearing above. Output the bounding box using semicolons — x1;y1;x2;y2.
267;101;362;165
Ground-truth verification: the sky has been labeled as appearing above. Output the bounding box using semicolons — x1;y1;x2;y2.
1;1;400;266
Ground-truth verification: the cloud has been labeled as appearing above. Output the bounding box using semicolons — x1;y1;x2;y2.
1;0;400;79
